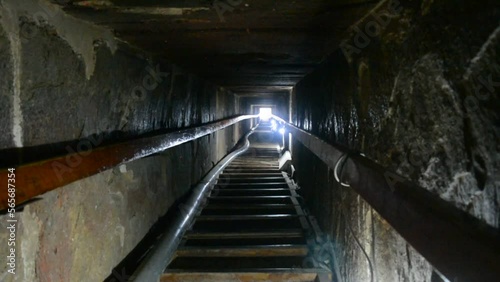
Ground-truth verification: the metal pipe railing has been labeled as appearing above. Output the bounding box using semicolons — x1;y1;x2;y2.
131;128;256;281
0;115;258;211
272;115;500;281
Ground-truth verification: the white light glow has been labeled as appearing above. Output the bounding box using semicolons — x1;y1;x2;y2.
279;128;285;135
259;107;272;121
271;119;278;131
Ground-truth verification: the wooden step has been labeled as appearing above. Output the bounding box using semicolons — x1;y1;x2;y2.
223;169;282;173
214;183;290;189
211;189;291;196
203;203;298;209
184;230;304;240
221;173;284;177
183;236;307;247
196;214;299;221
216;177;286;183
201;206;297;215
161;270;331;282
166;256;306;270
175;245;309;257
191;217;303;231
206;196;295;205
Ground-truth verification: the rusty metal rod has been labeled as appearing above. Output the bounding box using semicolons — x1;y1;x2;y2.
0;115;258;211
131;128;256;282
272;115;500;282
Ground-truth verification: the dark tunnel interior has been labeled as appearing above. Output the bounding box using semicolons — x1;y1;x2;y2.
0;0;499;281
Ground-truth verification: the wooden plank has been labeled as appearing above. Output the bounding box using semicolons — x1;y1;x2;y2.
221;173;283;176
210;189;292;196
161;272;321;282
209;195;292;199
211;188;291;192
176;245;308;257
196;214;300;221
216;178;286;183
203;203;298;209
214;184;290;190
185;230;304;239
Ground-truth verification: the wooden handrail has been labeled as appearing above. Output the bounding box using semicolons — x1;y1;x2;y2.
0;115;257;211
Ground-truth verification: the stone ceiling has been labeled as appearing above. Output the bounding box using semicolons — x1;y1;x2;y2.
60;0;377;95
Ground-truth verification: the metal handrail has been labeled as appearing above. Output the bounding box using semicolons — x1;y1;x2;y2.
272;115;500;281
131;128;256;281
0;115;258;211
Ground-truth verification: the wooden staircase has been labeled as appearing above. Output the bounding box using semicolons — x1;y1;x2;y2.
161;125;332;282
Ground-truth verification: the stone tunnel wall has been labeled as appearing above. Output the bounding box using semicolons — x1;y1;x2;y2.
0;1;240;281
291;1;499;281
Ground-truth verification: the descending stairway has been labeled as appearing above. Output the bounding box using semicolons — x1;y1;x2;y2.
161;124;332;282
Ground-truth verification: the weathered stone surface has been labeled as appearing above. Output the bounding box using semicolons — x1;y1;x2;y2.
59;0;378;95
0;20;14;149
0;2;239;281
292;0;499;281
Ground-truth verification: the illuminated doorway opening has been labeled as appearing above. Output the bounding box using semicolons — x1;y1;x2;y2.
259;107;273;121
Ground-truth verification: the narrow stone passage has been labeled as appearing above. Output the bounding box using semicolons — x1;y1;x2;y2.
0;1;498;281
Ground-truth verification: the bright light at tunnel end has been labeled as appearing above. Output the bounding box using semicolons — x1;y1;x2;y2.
271;119;278;131
259;107;273;121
